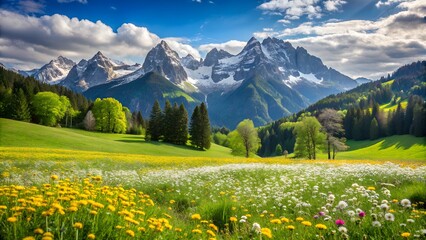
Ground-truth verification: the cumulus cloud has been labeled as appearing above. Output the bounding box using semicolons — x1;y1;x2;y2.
324;0;346;11
0;10;200;70
258;0;346;22
253;0;426;79
199;40;247;55
375;0;406;8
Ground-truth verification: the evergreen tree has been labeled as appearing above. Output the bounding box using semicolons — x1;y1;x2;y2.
343;107;355;139
176;104;188;145
199;102;211;149
394;103;404;135
190;103;211;150
275;144;283;156
147;100;163;141
11;88;31;122
189;106;201;148
136;111;145;129
412;104;426;137
163;100;174;143
369;117;379;140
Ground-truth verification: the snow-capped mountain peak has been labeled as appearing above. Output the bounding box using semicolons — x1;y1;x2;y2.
31;56;76;84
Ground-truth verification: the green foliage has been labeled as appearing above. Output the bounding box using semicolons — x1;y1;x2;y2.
275;144;283;156
293;117;326;159
91;98;127;133
369;118;379;140
175;104;189;145
229;119;261;158
212;132;229;147
190;103;211;150
32;92;70;126
147;100;163;141
11;88;31;122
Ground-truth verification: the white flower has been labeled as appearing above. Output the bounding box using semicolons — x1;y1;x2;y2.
385;213;395;221
381;200;388;204
347;210;355;217
400;199;411;208
380;203;389;211
355;208;363;214
372;221;382;227
241;215;247;220
240;219;246;223
337;201;348;210
407;219;415;223
252;223;261;233
338;226;348;233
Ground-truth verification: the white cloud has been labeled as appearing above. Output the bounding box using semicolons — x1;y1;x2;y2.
324;0;346;11
18;0;45;13
58;0;88;3
258;0;346;22
0;10;200;70
376;0;406;8
199;40;247;55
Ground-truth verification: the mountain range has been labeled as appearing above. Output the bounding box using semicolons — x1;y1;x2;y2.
6;37;361;128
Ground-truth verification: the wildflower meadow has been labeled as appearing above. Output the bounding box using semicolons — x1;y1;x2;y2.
1;157;425;239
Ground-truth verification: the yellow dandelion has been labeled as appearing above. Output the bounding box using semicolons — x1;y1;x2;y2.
401;232;410;238
287;225;295;230
73;222;83;229
367;186;376;191
34;228;44;234
175;228;182;232
126;230;135;237
87;233;96;239
302;221;312;227
261;228;272;239
191;213;201;220
230;216;238;222
192;229;202;234
207;229;216;237
7;217;18;223
51;175;59;180
270;219;282;224
209;223;218;232
22;237;35;240
315;224;327;230
296;217;304;222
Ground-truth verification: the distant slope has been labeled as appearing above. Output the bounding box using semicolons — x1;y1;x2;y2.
0;118;234;158
337;135;426;161
84;72;203;118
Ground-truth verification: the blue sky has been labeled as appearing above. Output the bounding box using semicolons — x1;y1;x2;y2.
0;0;425;78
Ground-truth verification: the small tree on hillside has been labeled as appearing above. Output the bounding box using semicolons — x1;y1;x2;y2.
190;103;211;150
229;119;260;158
83;110;96;131
293;116;326;160
147;100;163;141
318;109;347;159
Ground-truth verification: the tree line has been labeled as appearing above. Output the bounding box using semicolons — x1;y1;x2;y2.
0;68;89;127
146;100;211;149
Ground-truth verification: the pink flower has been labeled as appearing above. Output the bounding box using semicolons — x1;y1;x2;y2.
319;212;325;216
335;219;345;226
359;212;366;218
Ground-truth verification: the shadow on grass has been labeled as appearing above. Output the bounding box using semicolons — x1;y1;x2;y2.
378;135;426;150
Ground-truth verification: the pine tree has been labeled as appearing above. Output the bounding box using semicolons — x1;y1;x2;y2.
190;103;211;150
163;100;174;143
189;106;201;148
199;102;211;149
11;88;31;122
395;103;404;135
369;118;379;140
136;111;145;129
176;104;188;145
147;100;163;141
412;104;426;137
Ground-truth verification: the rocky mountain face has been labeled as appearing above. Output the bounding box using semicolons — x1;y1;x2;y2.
141;41;188;84
60;51;139;92
32;56;76;84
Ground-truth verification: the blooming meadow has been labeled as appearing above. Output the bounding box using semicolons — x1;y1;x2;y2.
1;158;425;239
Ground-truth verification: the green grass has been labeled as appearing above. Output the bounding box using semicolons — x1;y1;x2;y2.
336;135;426;160
380;98;408;112
162;91;195;102
381;79;394;86
0;118;234;158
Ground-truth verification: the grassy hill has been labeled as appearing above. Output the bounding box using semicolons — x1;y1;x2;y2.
315;135;425;161
0;118;235;158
